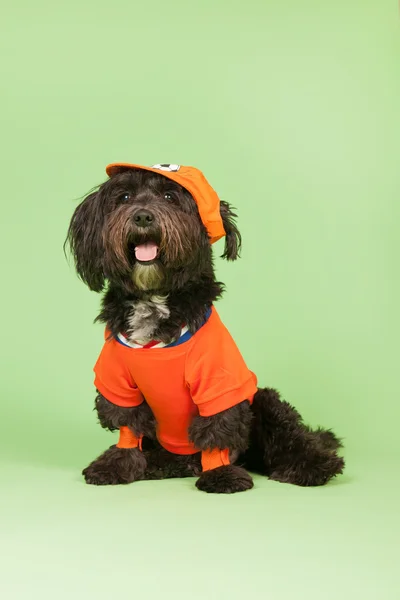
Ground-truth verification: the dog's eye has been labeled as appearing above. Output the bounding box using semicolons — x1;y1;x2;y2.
164;192;178;202
121;193;132;202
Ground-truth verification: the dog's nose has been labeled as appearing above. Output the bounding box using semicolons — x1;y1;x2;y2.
133;210;154;228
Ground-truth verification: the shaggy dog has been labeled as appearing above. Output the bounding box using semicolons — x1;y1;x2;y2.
65;163;344;493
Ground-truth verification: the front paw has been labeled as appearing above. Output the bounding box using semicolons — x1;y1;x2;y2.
82;445;147;485
196;465;254;494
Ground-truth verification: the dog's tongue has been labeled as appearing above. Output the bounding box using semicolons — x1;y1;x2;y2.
135;242;159;262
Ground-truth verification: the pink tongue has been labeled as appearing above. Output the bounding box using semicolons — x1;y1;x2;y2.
135;242;159;262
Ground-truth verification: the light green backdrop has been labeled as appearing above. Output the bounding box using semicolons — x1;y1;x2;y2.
1;2;399;599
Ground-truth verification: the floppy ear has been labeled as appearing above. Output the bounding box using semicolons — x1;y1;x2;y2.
64;190;107;292
219;201;242;261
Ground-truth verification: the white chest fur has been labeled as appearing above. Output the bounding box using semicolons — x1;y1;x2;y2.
126;295;170;345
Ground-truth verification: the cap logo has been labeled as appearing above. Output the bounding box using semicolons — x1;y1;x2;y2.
151;163;181;172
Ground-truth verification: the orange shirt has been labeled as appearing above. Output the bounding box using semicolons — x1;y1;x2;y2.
94;307;257;455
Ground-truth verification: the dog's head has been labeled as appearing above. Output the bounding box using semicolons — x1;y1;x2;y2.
65;167;241;294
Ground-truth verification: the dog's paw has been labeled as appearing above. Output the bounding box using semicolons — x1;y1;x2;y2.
196;465;254;494
269;452;345;487
82;446;147;486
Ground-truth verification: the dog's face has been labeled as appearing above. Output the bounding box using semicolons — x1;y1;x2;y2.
66;169;241;295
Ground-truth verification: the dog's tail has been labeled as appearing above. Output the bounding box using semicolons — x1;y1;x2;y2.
242;388;345;486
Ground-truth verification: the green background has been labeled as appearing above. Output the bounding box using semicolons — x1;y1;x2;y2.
1;1;399;598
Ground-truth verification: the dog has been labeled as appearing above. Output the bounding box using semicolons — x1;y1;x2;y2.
65;162;344;493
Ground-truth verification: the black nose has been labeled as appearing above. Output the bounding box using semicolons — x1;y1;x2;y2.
133;210;154;228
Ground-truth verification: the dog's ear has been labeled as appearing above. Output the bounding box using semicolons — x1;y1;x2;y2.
219;201;242;261
64;189;107;292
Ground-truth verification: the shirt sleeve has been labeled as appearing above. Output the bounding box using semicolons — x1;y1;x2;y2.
186;326;258;417
93;333;144;408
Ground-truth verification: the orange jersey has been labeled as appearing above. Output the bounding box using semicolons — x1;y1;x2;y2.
94;307;257;455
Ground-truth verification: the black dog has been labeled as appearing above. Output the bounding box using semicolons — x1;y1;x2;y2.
66;163;344;493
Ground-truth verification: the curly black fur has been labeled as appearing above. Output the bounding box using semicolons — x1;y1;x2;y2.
305;427;343;451
241;388;344;486
82;442;203;485
87;390;344;489
196;465;254;494
188;401;252;453
142;445;202;480
83;446;147;485
219;201;242;261
95;393;156;438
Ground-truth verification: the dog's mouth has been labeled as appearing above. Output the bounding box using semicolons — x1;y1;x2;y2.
134;241;160;263
128;233;161;266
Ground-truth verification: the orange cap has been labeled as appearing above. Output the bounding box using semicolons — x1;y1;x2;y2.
105;163;226;244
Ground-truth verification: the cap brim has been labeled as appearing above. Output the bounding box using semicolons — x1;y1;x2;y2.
106;163;180;181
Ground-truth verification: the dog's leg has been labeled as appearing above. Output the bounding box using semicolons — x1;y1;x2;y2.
242;388;345;486
188;402;254;493
82;393;155;485
141;444;202;480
